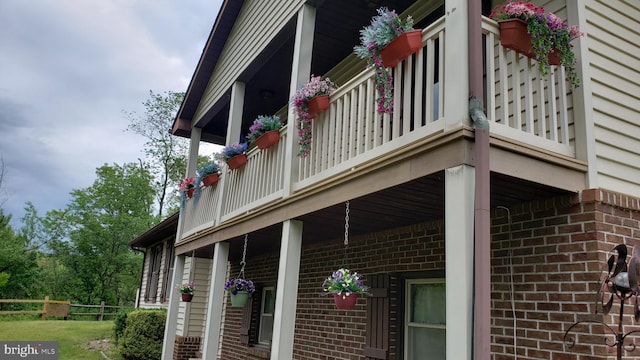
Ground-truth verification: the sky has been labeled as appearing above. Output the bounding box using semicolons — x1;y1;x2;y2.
0;0;223;226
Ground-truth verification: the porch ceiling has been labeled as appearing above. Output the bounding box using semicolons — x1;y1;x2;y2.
198;172;570;261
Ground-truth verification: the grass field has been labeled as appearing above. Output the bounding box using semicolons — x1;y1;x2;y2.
0;320;121;360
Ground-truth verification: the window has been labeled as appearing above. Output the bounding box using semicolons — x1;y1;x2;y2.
144;244;163;302
405;279;446;360
258;287;275;345
160;240;175;302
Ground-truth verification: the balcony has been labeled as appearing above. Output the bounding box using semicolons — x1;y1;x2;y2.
179;16;577;241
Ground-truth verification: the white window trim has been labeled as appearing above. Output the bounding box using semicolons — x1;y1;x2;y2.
404;278;446;360
258;286;275;346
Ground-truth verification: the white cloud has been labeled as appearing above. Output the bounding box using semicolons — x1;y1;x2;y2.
0;0;223;224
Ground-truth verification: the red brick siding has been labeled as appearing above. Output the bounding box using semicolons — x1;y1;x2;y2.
209;188;640;360
491;190;640;360
218;221;444;360
173;336;201;360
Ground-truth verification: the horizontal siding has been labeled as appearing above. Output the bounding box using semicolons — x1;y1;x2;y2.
187;258;212;336
193;0;304;123
586;0;640;194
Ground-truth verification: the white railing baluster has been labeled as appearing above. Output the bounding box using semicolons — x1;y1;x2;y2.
557;66;569;145
425;38;435;123
402;56;412;136
486;32;496;122
437;33;444;120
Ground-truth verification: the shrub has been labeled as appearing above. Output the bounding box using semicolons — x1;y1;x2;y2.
119;310;166;360
113;308;135;346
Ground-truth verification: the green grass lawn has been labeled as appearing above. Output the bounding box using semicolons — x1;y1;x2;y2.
0;320;121;360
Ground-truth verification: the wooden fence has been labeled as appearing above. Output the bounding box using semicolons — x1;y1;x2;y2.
0;296;125;320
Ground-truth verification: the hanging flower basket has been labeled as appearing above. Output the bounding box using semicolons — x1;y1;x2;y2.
307;94;330;118
202;173;219;187
255;130;281;150
498;19;560;65
227;154;247;170
333;293;358;310
380;29;422;68
321;268;369;310
230;291;250;307
225;276;255;307
181;293;193;302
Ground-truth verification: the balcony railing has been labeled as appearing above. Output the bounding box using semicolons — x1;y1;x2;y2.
482;18;574;157
178;15;575;240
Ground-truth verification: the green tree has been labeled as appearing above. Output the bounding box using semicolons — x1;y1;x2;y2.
125;90;188;219
48;163;155;305
0;210;43;299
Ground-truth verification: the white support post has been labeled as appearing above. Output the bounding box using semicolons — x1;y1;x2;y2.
270;220;303;360
566;0;598;188
202;242;230;360
161;254;185;360
445;165;474;360
443;0;469;130
215;82;245;223
283;4;316;195
227;81;245;145
187;127;202;177
177;127;202;238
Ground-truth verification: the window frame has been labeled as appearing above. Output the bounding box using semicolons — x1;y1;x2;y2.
258;286;275;346
404;278;446;360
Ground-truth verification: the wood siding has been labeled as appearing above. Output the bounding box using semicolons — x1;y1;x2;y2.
585;0;640;194
192;0;304;124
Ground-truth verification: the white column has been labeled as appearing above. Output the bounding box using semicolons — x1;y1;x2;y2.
202;242;230;360
566;0;598;188
271;220;303;360
445;165;474;360
187;127;202;177
283;4;316;196
443;0;469;130
215;81;246;224
227;81;245;146
161;254;185;360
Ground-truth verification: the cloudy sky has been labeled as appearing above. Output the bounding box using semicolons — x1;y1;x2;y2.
0;0;222;226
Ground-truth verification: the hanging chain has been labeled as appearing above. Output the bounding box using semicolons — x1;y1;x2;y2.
239;234;248;279
344;201;350;247
190;250;195;281
343;201;350;266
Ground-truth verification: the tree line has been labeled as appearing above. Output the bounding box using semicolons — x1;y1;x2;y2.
0;91;196;306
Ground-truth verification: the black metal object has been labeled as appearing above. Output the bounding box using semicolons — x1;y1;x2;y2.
564;244;640;360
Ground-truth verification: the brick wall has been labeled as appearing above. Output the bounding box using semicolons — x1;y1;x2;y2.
210;188;640;360
491;189;640;360
218;221;445;360
173;335;201;360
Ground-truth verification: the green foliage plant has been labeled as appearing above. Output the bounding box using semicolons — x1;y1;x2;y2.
120;310;166;360
354;7;414;114
490;1;584;87
113;307;135;345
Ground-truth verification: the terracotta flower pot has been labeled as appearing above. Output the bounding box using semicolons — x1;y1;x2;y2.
230;291;250;307
307;94;330;118
380;29;423;68
226;154;247;170
333;293;358;310
186;188;195;199
498;19;561;65
255;130;280;150
202;173;219;187
181;293;193;302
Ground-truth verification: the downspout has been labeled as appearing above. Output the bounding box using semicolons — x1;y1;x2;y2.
131;246;146;309
469;1;491;359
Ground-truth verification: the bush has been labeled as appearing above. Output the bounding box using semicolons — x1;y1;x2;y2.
119;310;166;360
113;307;135;345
